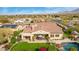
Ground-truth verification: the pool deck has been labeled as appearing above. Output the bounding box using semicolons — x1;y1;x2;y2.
21;38;77;44
50;38;77;44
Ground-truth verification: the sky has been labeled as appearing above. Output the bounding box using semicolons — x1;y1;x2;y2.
0;7;78;14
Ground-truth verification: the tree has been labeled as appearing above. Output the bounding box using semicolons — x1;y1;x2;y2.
10;30;23;45
10;37;16;45
65;28;74;35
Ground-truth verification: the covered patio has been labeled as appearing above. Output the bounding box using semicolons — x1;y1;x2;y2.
21;30;50;42
32;30;50;41
33;34;49;40
21;33;33;41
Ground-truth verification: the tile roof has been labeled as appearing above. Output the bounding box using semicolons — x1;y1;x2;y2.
23;22;63;34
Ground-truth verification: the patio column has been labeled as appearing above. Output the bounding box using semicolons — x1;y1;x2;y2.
48;34;51;42
48;34;50;38
21;35;24;40
30;35;33;41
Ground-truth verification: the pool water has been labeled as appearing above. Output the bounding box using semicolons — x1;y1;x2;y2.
0;24;17;28
62;42;79;51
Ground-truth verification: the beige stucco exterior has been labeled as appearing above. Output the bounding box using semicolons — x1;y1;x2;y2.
21;30;63;43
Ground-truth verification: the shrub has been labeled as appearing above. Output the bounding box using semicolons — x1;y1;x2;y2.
65;28;74;35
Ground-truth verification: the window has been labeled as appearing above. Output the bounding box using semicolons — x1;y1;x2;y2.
24;36;30;39
55;34;59;37
51;35;54;37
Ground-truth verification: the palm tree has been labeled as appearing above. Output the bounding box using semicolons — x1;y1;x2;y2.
10;30;23;45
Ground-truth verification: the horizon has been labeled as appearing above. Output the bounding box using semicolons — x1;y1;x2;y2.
0;7;78;15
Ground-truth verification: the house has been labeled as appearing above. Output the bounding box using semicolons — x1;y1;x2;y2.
71;31;79;38
14;18;32;24
20;22;63;43
67;21;74;27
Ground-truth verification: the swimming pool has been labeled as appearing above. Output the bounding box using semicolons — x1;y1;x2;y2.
0;24;17;28
62;42;79;51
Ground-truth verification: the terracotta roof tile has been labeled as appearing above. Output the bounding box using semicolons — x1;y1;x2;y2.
23;22;63;34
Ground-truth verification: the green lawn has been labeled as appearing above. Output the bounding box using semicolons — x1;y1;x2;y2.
10;42;58;51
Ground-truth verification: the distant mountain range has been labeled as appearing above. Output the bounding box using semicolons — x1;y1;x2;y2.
56;8;79;15
71;8;79;12
65;8;79;13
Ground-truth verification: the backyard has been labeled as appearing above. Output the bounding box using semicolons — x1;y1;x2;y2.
10;42;58;51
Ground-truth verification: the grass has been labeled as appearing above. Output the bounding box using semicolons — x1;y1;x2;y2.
10;42;58;51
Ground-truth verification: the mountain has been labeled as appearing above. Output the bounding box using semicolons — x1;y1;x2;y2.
58;8;79;15
71;8;79;12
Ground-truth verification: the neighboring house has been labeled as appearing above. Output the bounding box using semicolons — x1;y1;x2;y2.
53;17;62;20
20;22;63;42
75;37;79;41
14;18;32;24
71;31;79;38
73;20;79;25
14;18;25;24
67;21;74;27
72;18;79;20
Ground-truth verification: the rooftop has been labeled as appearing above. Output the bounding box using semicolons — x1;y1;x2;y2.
23;22;63;34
